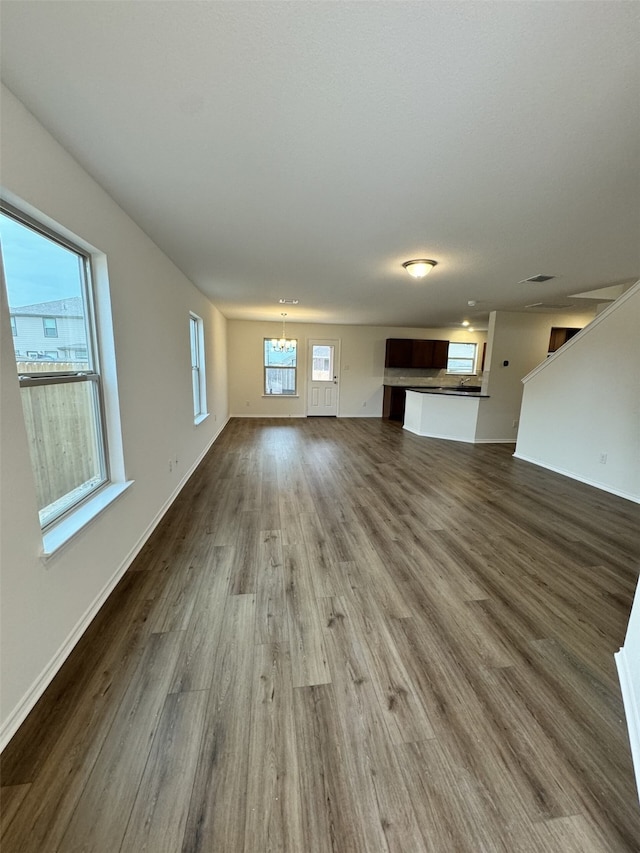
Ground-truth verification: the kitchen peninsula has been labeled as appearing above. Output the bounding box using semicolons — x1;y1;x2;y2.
403;388;490;443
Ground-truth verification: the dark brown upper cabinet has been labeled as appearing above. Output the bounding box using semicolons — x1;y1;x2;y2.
548;327;581;353
385;338;449;369
385;338;414;367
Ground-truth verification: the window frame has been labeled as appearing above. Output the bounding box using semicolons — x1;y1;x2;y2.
311;344;333;382
263;338;298;396
446;341;478;375
189;312;208;424
43;316;58;337
1;202;111;531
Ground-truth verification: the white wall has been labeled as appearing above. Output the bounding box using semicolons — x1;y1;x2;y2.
228;320;486;417
514;284;640;502
616;580;640;802
0;86;229;747
475;309;596;443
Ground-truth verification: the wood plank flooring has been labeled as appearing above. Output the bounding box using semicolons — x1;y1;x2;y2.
2;416;639;852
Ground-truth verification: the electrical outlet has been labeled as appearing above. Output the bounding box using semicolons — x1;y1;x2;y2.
599;452;607;464
362;401;367;407
512;419;518;428
246;401;250;407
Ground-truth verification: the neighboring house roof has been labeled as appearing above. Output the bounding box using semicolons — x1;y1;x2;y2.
12;297;83;317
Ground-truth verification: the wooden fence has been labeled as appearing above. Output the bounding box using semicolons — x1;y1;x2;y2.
17;362;102;514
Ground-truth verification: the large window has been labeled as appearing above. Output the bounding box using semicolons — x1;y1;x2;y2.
189;312;207;423
447;341;478;374
1;205;108;529
264;339;297;395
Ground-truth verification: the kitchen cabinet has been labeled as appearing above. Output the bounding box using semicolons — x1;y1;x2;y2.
385;339;414;367
548;327;581;353
383;386;407;421
385;338;449;369
412;339;449;368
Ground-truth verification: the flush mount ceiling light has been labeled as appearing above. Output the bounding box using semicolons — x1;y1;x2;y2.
271;313;296;353
461;320;470;327
402;259;437;279
278;298;299;304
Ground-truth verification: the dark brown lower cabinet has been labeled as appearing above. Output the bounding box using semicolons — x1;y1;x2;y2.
383;386;407;421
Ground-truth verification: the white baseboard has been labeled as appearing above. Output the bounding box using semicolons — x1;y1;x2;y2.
403;427;515;445
229;413;307;418
230;413;383;419
615;647;640;803
0;416;229;753
513;453;640;504
403;425;475;443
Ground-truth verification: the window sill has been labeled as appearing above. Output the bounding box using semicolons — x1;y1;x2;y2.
261;395;300;398
194;412;210;426
41;480;134;559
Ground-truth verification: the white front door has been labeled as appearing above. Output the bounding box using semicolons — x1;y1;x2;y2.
307;339;340;416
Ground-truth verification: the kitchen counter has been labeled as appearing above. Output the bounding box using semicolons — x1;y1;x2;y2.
383;378;445;388
404;388;490;443
383;383;488;421
409;387;489;398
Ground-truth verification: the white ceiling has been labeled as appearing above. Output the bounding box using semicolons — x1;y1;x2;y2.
1;1;639;328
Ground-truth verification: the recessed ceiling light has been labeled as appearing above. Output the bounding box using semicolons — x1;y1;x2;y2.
461;320;470;327
519;274;556;283
279;298;299;304
467;300;476;307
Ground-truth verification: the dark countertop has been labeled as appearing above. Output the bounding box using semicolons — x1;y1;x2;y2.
406;388;490;398
383;382;443;388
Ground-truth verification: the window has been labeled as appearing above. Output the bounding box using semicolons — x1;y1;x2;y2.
189;312;207;422
10;315;17;336
1;205;108;529
43;317;58;337
264;339;297;395
447;341;477;374
311;345;332;381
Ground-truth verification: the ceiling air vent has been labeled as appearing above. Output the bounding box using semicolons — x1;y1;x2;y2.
519;274;556;283
524;302;573;310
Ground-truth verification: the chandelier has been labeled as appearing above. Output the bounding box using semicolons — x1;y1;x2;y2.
271;312;296;352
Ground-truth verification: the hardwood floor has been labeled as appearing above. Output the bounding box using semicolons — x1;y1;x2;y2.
2;417;639;852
